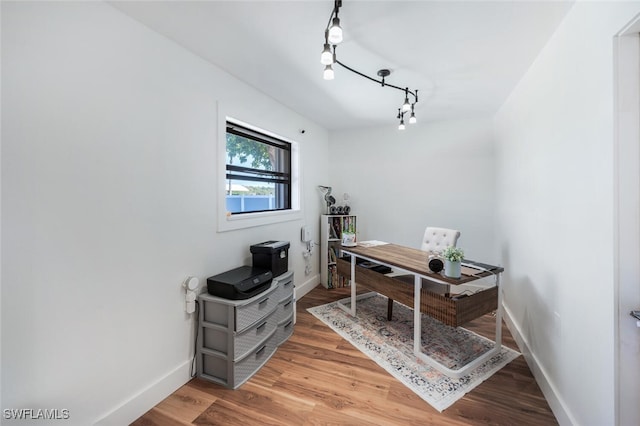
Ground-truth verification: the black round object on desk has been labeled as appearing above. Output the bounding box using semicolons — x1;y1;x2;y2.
428;258;444;273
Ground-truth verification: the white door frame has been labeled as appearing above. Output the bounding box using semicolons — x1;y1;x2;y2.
614;14;640;426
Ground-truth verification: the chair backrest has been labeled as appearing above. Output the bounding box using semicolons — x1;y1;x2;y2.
420;227;461;253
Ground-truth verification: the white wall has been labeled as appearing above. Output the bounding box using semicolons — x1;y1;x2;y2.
329;118;498;264
1;2;327;424
494;2;640;425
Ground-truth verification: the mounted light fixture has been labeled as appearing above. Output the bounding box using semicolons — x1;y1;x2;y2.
328;15;343;44
320;30;333;65
409;104;417;124
402;88;411;112
323;64;335;80
397;108;405;130
321;0;419;129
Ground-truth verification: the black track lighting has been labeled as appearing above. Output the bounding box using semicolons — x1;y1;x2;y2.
320;0;419;128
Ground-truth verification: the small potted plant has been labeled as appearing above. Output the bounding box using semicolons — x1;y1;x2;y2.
442;246;464;278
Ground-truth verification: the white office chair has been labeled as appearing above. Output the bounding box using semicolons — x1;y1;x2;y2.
386;226;461;320
420;226;461;254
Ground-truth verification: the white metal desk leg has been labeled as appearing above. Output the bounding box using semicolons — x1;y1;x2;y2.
413;274;421;354
350;253;357;316
495;273;503;348
336;251;375;316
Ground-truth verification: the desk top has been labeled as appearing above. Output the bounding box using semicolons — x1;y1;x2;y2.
341;243;503;285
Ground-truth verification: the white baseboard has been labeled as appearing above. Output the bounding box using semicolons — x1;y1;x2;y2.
293;274;319;324
502;303;577;426
94;276;320;425
94;359;191;426
295;274;319;301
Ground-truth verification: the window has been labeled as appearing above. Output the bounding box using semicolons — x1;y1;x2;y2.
225;121;292;215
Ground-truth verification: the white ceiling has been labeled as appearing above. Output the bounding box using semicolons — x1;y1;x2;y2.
110;1;575;130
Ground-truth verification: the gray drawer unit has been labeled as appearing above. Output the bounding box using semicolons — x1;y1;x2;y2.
275;295;294;324
200;328;278;389
202;308;278;359
197;272;294;389
201;284;278;332
235;292;278;331
272;270;295;329
276;312;294;346
272;270;294;303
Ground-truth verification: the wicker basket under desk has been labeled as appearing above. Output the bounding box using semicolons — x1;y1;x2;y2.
335;257;498;327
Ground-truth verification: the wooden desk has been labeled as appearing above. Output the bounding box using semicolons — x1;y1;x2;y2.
337;242;504;378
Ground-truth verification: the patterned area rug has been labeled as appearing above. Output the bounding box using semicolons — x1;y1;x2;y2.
307;293;520;412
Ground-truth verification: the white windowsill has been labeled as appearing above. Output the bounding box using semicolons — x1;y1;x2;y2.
218;208;303;232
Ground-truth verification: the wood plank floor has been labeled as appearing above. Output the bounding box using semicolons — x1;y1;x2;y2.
133;285;557;425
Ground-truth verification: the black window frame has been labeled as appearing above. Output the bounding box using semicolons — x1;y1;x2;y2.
225;121;292;215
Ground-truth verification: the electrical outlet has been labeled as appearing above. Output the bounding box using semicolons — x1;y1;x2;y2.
301;226;312;243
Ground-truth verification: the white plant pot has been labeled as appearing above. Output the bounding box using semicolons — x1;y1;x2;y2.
444;259;461;278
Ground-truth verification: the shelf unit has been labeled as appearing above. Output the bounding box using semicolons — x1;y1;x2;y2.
320;214;356;289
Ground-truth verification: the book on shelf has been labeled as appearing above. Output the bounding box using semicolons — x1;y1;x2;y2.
331;217;341;239
327;264;351;289
327;264;336;288
341;216;355;233
328;224;338;239
322;213;356;289
328;247;337;264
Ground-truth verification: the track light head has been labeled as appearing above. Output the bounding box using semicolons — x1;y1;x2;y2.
323;64;335;80
328;16;343;44
402;88;411;112
409;104;417;124
320;43;333;65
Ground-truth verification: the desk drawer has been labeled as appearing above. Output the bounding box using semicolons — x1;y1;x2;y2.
421;286;498;327
336;257;414;307
337;257;498;327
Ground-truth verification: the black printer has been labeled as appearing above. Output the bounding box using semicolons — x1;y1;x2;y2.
207;266;273;300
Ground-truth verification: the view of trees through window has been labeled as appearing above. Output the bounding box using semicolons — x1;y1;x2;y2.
225;122;291;214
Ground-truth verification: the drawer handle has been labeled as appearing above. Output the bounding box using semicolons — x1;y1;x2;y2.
284;300;292;308
284;320;292;329
256;321;267;331
258;297;269;307
255;345;267;357
283;281;292;288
